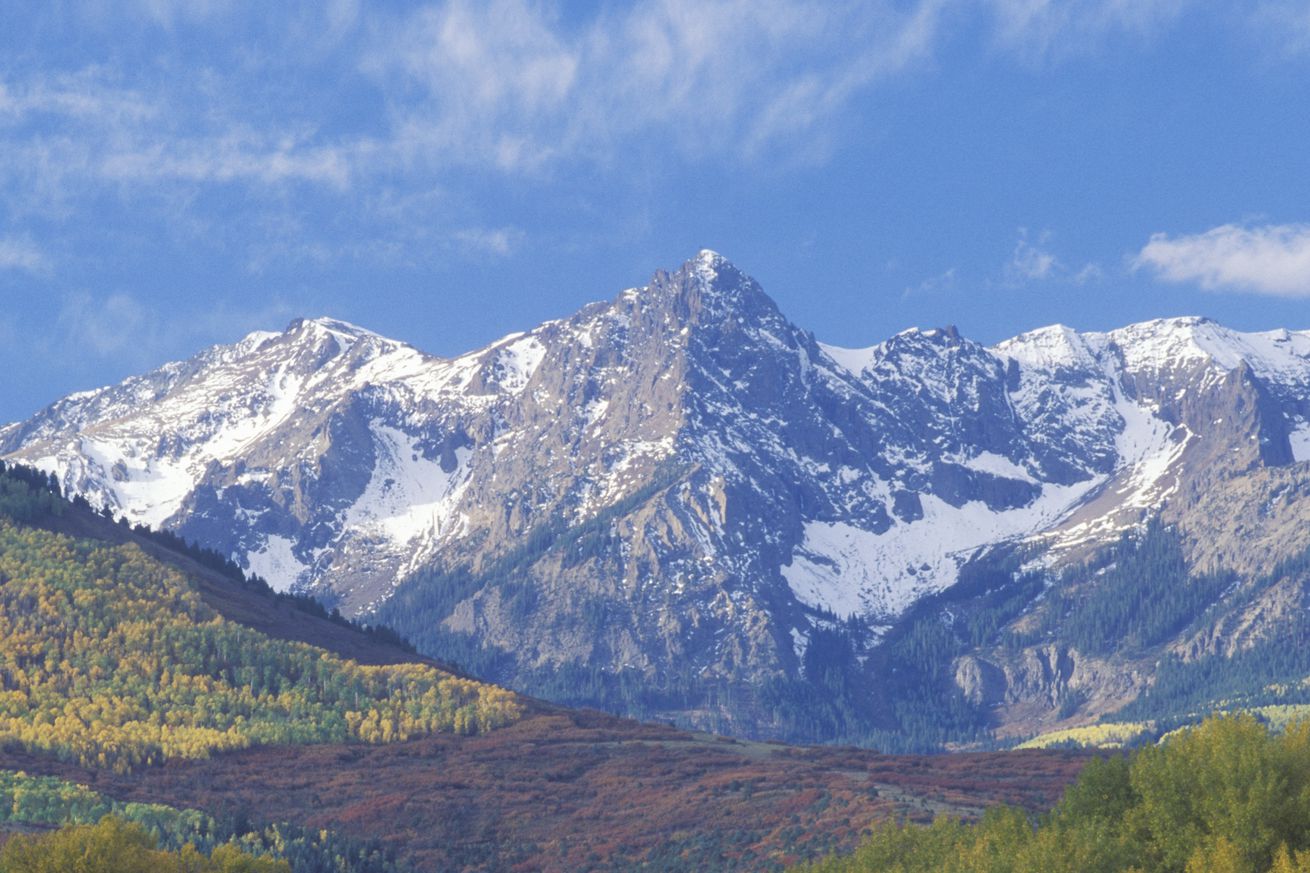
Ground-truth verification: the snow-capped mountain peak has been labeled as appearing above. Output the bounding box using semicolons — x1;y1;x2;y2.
993;323;1097;372
281;316;392;353
1106;317;1310;383
5;252;1310;734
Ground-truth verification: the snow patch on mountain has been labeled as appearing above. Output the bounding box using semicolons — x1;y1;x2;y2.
493;334;546;393
784;479;1101;619
1109;374;1185;510
1290;421;1310;463
247;534;306;593
206;369;305;460
583;397;609;428
345;423;472;548
584;437;676;514
994;324;1096;372
77;437;195;529
818;342;879;377
962;451;1035;482
998;319;1310;389
301;316;379;350
1106;318;1310;382
790;627;809;660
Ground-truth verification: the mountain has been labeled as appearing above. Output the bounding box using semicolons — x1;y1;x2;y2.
0;463;1087;871
5;251;1310;746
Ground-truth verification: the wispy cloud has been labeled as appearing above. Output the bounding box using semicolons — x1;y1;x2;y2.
0;237;45;274
8;1;952;228
1135;222;1310;297
96;131;351;188
984;0;1189;61
0;68;156;124
903;267;958;297
366;0;949;171
0;64;354;223
1252;1;1310;56
1008;230;1060;281
1003;229;1101;285
454;226;523;257
365;0;1209;172
57;292;156;358
0;1;1257;208
0;0;1287;300
55;290;299;366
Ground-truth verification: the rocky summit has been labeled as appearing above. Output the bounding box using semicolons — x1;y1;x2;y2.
5;251;1310;746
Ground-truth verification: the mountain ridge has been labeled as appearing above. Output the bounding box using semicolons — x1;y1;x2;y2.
5;251;1310;745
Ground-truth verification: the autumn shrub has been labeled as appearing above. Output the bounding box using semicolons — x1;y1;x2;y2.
797;714;1310;873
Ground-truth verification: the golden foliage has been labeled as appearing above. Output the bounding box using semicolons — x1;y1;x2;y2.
1016;720;1154;750
0;520;520;772
0;815;289;873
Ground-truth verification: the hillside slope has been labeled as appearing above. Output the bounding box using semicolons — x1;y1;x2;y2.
0;464;1088;871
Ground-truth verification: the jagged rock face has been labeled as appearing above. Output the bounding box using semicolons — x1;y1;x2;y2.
4;252;1310;737
954;647;1153;736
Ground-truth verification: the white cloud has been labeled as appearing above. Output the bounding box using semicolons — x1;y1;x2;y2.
1253;1;1310;56
58;292;156;357
903;267;957;297
0;0;1287;283
0;68;156;124
1008;230;1060;281
985;0;1189;60
117;0;236;28
1071;262;1104;283
97;131;351;188
0;66;353;220
56;290;300;366
0;0;1247;202
368;0;949;170
0;237;45;273
1135;223;1310;297
1003;228;1100;285
454;226;523;257
363;0;1207;173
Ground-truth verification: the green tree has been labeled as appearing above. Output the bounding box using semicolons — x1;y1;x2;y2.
0;816;289;873
794;715;1310;873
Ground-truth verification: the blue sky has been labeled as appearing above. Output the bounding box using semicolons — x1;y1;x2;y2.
2;1;1310;422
